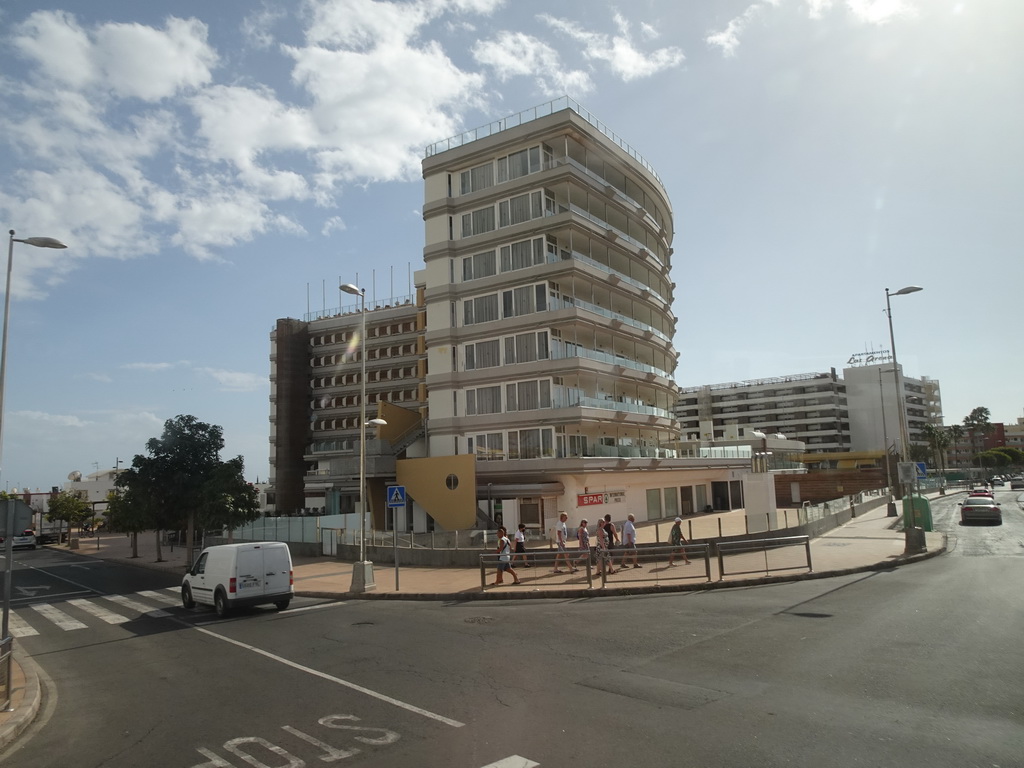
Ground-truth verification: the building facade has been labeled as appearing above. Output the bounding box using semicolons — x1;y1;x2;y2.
677;360;942;458
269;99;773;535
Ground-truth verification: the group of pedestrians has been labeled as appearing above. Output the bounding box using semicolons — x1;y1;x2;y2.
494;512;692;584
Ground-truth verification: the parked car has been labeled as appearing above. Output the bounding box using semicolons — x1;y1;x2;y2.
989;477;1005;487
181;542;293;617
1011;478;1024;490
0;529;37;550
959;497;1002;525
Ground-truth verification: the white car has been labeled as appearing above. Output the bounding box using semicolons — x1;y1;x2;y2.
182;542;293;617
0;530;37;550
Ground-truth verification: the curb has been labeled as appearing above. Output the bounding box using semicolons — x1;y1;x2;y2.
0;650;42;753
295;542;947;602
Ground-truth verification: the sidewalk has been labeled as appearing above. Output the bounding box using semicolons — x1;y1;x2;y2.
0;501;945;751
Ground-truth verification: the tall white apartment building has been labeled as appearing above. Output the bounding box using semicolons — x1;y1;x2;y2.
421;98;679;466
271;99;766;533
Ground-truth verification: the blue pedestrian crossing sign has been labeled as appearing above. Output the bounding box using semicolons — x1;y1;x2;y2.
387;485;407;508
915;462;927;479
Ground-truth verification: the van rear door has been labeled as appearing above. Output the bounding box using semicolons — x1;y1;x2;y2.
235;546;264;598
263;545;292;596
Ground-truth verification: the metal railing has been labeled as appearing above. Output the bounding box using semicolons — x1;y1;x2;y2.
716;535;812;579
478;543;713;591
1;635;12;711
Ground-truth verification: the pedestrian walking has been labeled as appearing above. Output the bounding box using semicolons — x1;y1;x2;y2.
668;517;691;566
603;513;620;569
620;513;641;569
513;522;531;568
492;526;521;585
595;518;614;575
553;512;577;573
575;519;591;569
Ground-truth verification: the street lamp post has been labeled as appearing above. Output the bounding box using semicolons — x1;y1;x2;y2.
340;283;386;593
2;230;67;692
878;367;898;516
884;285;923;550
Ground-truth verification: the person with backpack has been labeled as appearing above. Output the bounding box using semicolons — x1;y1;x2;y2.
492;526;521;585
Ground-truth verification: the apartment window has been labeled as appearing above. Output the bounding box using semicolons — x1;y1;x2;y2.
503;331;548;364
460;162;494;195
501;284;547;319
466;386;501;416
462;250;497;281
465;339;501;370
464;294;499;325
498;191;543;228
473;433;504;460
461;206;496;238
496;146;542;183
499;237;544;272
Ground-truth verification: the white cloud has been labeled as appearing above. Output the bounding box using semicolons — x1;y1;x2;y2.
198;368;269;392
121;362;179;371
541;11;685;82
2;2;498;295
13;410;90;428
472;31;593;96
322;216;347;236
845;0;917;25
705;3;771;57
12;11;217;101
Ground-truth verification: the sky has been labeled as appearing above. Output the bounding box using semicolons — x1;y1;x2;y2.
0;0;1020;492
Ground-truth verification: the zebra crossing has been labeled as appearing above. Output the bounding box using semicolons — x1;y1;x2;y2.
11;587;184;637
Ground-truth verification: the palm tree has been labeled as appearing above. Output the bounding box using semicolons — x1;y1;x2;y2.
921;424;950;473
946;424;964;474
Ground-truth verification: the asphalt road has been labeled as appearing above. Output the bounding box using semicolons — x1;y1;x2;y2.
2;491;1023;768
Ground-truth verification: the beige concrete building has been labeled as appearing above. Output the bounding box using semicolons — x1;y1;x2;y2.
271;98;769;535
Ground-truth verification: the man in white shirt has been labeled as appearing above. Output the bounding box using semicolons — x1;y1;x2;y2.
553;512;577;573
619;513;641;569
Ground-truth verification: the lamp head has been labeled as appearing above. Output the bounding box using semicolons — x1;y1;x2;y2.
892;285;923;296
12;234;67;249
339;283;363;296
365;418;387;426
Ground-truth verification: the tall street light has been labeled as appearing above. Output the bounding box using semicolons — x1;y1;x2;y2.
878;367;898;517
884;285;923;551
2;231;67;670
1;232;68;482
340;283;386;593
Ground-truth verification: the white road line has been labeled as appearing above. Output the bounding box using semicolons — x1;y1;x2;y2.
137;589;179;606
67;598;130;625
105;594;170;618
479;757;540;768
9;612;39;637
31;603;88;631
192;625;465;729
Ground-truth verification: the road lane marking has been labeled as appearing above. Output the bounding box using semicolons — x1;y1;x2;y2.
480;757;540;768
31;603;87;631
67;598;130;625
137;589;179;605
192;625;465;728
105;594;171;618
9;612;39;637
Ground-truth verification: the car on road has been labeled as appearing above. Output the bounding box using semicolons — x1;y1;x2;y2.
182;541;293;617
959;497;1002;525
989;477;1005;487
1011;478;1024;490
968;488;994;499
0;529;37;549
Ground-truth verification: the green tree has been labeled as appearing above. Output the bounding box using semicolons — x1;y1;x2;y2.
977;449;1009;469
115;415;260;565
47;490;91;544
946;424;965;471
991;447;1023;467
920;424;950;471
105;489;147;558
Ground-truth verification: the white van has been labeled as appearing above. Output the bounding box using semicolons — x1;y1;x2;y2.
182;542;293;617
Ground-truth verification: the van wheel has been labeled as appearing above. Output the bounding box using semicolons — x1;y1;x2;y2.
275;600;291;611
182;585;195;609
214;590;230;618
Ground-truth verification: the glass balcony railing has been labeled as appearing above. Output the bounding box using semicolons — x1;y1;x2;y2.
550;339;672;380
550;297;671;343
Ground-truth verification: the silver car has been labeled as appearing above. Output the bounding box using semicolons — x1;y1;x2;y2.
959;498;1002;525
